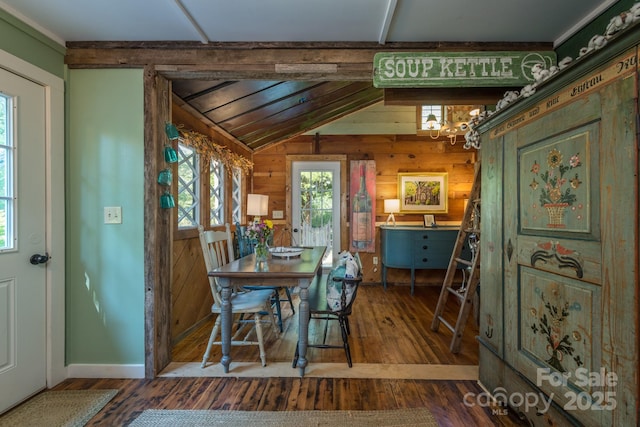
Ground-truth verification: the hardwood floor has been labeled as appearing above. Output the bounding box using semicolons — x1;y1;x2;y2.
171;284;479;366
51;284;528;426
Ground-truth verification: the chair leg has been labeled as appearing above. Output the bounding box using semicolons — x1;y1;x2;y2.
339;316;353;367
284;287;295;314
201;315;221;368
292;342;299;368
272;291;284;332
344;316;351;335
254;313;267;367
265;299;279;336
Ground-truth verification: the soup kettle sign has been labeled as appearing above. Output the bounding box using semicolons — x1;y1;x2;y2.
373;51;556;87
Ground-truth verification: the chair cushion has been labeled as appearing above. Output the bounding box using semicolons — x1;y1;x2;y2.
326;265;357;312
211;288;275;313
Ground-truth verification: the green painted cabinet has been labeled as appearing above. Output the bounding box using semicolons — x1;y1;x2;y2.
477;26;639;427
380;225;471;295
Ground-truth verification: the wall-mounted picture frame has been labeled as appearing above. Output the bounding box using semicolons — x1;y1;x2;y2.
398;172;448;214
424;214;436;227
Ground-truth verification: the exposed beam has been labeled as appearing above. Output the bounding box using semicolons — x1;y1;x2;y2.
378;0;397;45
173;0;209;44
383;87;511;106
64;41;553;70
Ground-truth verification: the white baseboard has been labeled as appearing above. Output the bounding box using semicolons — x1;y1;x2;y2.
66;363;145;379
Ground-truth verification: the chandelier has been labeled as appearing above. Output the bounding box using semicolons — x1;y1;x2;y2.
423;106;482;145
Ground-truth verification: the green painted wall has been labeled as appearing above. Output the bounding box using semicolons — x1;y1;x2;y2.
0;9;65;78
66;69;145;364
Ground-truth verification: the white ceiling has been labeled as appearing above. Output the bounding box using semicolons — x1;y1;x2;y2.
0;0;617;47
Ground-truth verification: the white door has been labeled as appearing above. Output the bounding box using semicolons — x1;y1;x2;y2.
0;68;47;412
291;161;340;266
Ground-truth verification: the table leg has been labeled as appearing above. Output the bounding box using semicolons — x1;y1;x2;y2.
382;264;387;290
219;283;232;373
296;285;309;376
411;268;415;296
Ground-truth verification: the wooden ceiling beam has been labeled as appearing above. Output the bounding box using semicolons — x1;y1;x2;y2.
65;41;553;70
383;87;511;106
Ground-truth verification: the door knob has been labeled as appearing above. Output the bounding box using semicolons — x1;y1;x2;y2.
30;253;50;265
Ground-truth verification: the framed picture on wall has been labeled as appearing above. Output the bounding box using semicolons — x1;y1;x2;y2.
424;214;436;227
398;172;448;213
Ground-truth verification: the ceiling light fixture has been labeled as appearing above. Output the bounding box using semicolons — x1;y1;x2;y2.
424;106;483;144
425;113;440;139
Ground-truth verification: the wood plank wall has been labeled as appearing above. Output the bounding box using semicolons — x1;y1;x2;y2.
170;104;478;342
253;134;477;283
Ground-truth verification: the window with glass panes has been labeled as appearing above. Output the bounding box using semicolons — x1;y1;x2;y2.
209;160;224;226
231;168;242;225
177;143;199;228
418;105;442;131
0;94;14;250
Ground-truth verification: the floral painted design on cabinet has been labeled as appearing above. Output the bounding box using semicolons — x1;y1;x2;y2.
529;291;584;373
520;267;600;393
520;130;592;233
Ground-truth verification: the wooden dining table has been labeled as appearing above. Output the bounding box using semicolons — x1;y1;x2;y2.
208;246;326;376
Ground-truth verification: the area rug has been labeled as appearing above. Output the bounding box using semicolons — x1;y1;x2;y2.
129;408;438;427
0;389;118;427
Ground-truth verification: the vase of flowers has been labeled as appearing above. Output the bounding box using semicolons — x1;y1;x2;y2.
530;149;581;228
246;219;273;270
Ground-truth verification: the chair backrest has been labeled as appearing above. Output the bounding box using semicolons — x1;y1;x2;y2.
199;224;235;306
326;252;363;313
235;222;255;258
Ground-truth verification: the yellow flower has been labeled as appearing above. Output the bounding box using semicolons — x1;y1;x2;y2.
547;148;563;169
264;219;273;229
570;174;581;189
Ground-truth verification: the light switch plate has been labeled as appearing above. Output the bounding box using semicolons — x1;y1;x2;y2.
104;206;122;224
272;210;284;219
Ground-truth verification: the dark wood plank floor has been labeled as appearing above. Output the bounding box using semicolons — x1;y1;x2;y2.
47;284;528;426
172;284;480;365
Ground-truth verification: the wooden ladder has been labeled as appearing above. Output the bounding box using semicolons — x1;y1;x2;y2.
430;163;481;353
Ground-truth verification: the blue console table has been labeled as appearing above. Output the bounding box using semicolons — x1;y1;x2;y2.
380;225;471;295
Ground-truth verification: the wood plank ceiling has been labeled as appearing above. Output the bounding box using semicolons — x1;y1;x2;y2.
171;79;382;151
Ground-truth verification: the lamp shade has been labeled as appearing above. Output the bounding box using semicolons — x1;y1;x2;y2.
384;199;400;213
247;194;269;216
425;114;438;128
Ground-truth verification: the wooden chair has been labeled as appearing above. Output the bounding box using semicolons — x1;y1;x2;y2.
199;224;279;368
293;253;363;367
234;222;295;332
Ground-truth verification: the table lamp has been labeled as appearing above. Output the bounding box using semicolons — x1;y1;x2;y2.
384;199;400;226
247;194;269;223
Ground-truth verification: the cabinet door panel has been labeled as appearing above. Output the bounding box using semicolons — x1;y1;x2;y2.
503;71;636;427
518;266;602;397
381;229;412;267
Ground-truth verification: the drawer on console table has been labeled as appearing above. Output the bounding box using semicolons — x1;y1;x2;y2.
380;226;470;294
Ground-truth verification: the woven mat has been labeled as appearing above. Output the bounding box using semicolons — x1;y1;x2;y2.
0;389;118;427
129;408;439;427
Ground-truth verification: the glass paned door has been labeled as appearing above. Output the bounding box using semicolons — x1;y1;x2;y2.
292;161;340;266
